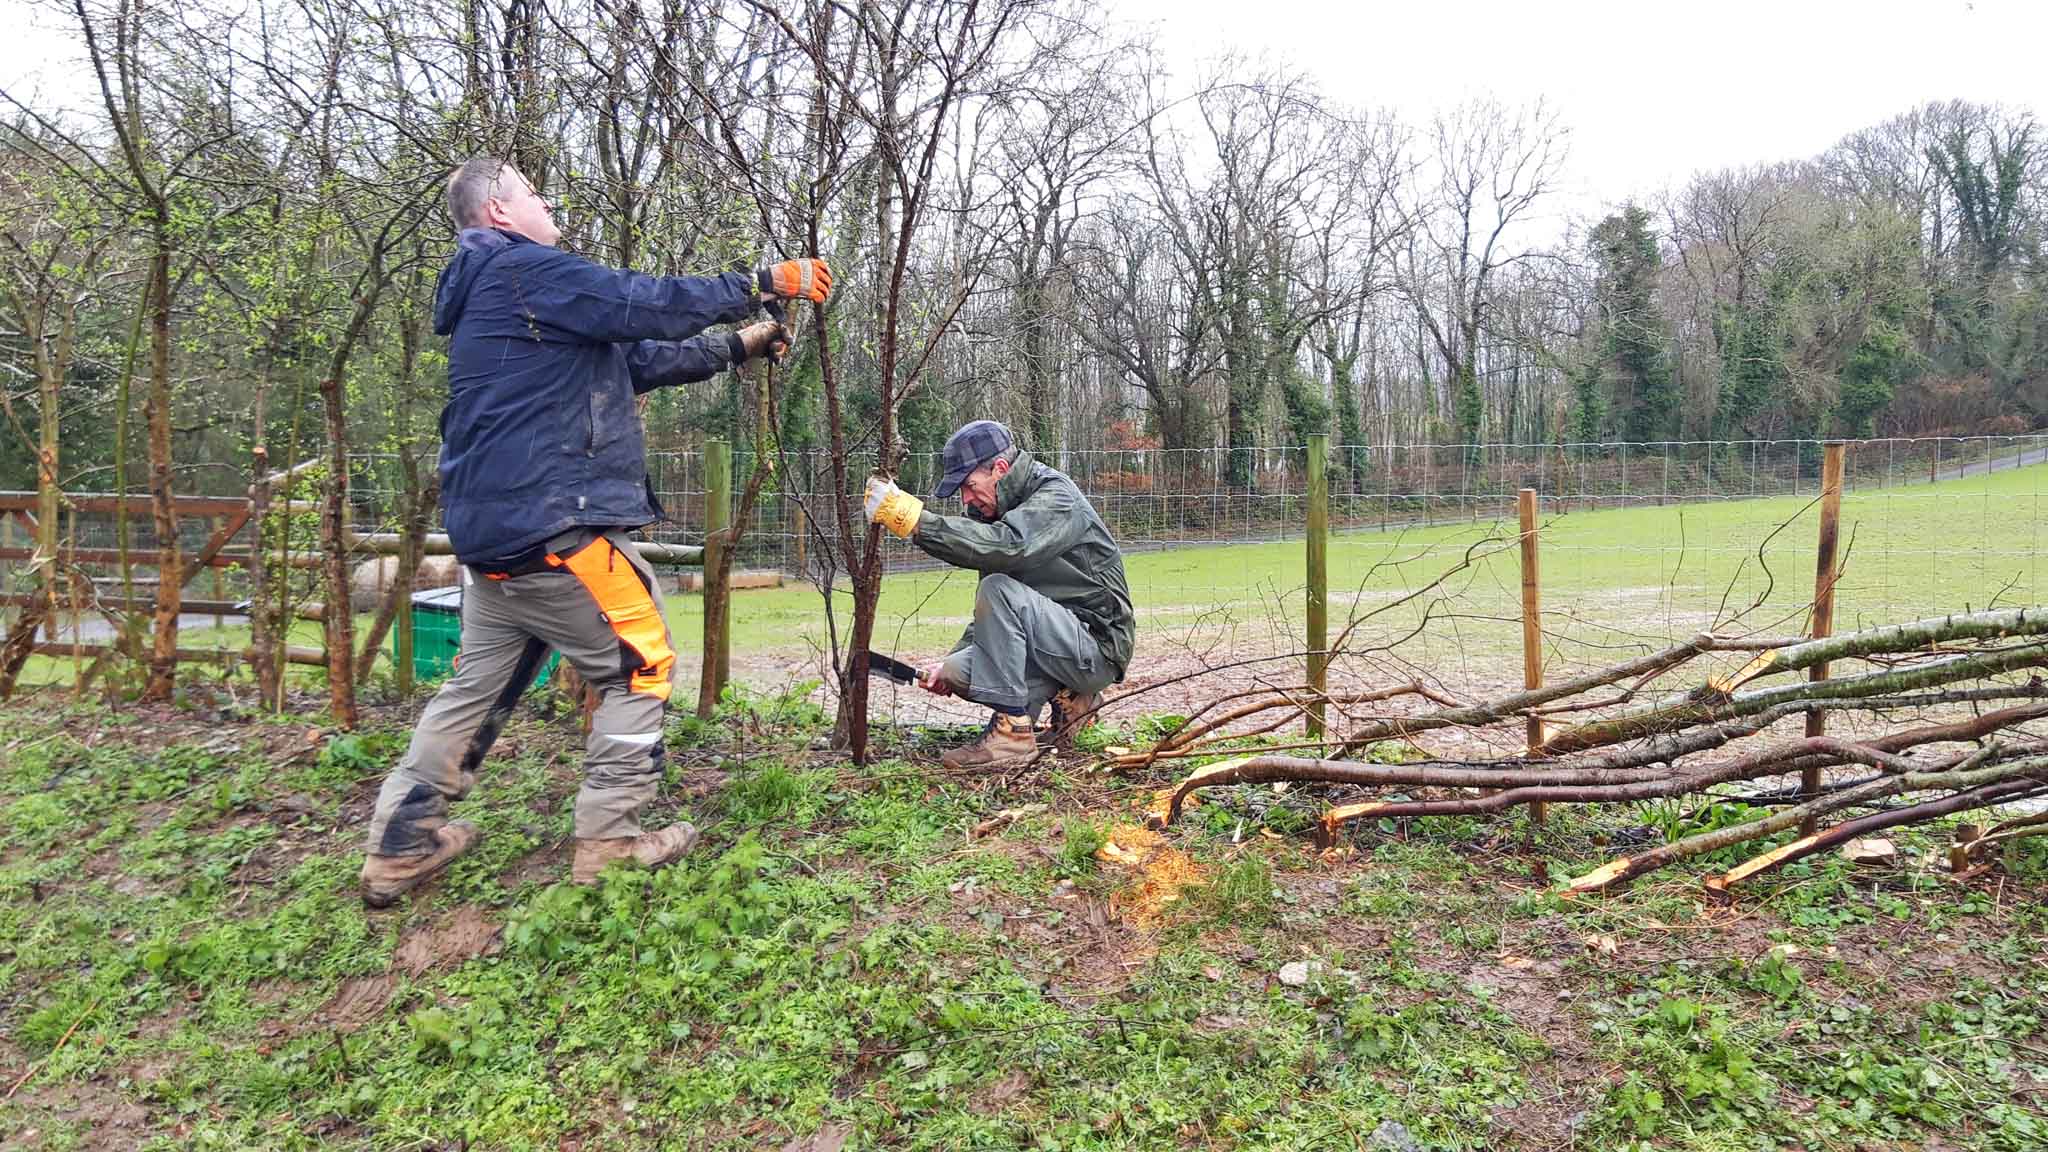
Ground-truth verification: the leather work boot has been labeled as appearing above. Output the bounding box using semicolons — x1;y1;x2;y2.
1044;689;1101;751
941;712;1038;770
360;821;481;909
571;822;701;885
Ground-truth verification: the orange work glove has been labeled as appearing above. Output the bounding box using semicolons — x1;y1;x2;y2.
757;258;833;304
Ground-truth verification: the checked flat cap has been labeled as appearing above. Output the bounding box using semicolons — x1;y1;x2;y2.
933;419;1013;498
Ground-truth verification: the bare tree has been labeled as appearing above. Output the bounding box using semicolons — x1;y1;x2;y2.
68;0;224;699
1074;200;1221;452
1397;98;1566;453
982;36;1124;455
1305;113;1411;486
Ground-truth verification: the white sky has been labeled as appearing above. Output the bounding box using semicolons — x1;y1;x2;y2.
1112;0;2048;230
6;0;2044;232
0;2;80;107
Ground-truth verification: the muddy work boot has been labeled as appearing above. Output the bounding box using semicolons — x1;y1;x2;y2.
361;821;481;908
1043;689;1102;751
571;822;701;885
941;712;1038;771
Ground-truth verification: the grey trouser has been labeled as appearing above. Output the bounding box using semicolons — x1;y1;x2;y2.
939;573;1119;718
365;529;677;856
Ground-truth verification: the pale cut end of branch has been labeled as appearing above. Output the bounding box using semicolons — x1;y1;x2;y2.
1182;755;1255;788
1561;857;1633;895
1317;800;1389;846
1161;756;1255;826
1713;832;1820;889
1710;649;1782;696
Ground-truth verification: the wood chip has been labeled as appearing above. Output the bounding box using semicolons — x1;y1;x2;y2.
971;803;1048;839
1840;838;1898;866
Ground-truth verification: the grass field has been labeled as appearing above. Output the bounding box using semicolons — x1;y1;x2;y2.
4;691;2048;1150
15;461;2048;694
692;458;2048;679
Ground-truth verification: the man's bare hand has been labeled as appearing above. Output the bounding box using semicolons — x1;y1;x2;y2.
918;663;953;696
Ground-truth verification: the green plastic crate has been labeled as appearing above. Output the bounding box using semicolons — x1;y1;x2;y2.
400;585;559;684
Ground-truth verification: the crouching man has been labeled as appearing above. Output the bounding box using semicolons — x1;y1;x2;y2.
862;420;1134;768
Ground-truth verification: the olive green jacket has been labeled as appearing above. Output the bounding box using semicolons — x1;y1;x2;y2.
911;452;1135;677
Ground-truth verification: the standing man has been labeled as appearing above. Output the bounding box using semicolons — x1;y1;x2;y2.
360;157;833;907
862;420;1134;769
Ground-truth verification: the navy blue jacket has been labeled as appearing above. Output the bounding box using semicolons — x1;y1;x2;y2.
433;228;756;565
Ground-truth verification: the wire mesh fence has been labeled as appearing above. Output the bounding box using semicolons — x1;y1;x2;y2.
8;436;2048;716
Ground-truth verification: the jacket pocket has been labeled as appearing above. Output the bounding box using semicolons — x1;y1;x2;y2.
558;389;596;455
586;383;632;458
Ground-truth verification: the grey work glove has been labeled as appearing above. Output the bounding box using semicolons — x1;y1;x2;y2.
725;320;790;365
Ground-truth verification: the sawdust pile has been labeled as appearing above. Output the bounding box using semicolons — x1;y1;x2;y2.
1097;824;1208;927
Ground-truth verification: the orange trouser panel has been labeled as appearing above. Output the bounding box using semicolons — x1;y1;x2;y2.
560;537;674;701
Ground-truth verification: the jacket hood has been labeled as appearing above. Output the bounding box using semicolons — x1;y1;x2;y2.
433;228;529;335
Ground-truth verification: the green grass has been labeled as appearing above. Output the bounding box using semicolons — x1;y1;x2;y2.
3;696;2048;1150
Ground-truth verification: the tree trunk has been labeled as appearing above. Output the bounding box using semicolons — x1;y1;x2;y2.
699;362;778;718
835;33;903;764
319;367;357;726
357;279;433;693
1019;265;1057;452
33;307;60;641
1224;288;1258;489
315;261;394;726
0;305;63;698
247;442;277;705
144;227;182;701
112;272;150;667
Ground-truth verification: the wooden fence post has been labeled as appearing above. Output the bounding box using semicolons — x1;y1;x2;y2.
1802;443;1848;835
701;439;732;710
210;515;225;632
1306;434;1328;737
1519;488;1546;827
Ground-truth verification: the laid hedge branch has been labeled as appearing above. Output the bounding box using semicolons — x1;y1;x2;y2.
1141;605;2048;892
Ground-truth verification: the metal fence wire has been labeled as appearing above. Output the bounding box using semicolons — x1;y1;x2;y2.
348;436;2048;711
8;437;2046;713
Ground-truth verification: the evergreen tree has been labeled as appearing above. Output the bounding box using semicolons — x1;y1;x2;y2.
1569;354;1605;442
1589;205;1678;441
1713;293;1789;439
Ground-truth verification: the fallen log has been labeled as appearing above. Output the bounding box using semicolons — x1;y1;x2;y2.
1709;608;2048;695
1158;696;2048;834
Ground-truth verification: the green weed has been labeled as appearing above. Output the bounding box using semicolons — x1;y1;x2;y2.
1196;855;1275;926
1054;817;1107;878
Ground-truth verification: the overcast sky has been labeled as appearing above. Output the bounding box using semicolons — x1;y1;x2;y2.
1112;0;2048;228
6;0;2044;231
